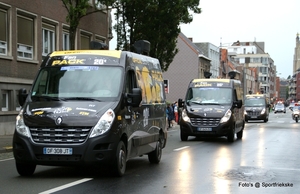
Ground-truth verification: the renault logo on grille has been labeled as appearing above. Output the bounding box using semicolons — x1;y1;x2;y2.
56;117;63;125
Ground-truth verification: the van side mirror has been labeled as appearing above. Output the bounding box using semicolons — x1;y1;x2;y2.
178;98;184;108
234;100;242;108
18;88;28;106
126;88;142;107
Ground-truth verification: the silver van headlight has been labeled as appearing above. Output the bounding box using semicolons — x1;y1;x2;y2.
16;109;31;137
261;108;266;114
220;109;232;123
181;109;191;123
90;109;115;138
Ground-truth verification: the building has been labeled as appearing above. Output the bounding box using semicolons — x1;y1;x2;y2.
194;42;220;78
163;33;211;102
0;0;112;135
225;41;276;100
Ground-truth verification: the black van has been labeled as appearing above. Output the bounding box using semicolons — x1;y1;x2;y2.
244;94;270;122
178;75;245;142
13;42;167;177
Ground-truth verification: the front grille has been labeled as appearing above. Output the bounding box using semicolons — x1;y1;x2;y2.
30;127;91;144
246;111;260;116
190;117;220;127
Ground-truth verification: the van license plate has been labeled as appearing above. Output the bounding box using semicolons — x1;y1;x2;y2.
43;147;73;155
198;127;212;131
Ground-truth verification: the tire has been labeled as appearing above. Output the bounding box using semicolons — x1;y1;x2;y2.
264;118;268;123
180;131;188;141
236;129;243;139
296;117;299;123
227;125;235;142
148;140;162;164
16;163;36;176
112;141;127;177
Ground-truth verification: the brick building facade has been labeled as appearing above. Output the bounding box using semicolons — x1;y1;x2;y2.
0;0;112;135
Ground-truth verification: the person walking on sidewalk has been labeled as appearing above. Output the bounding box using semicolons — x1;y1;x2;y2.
173;101;178;123
166;103;174;128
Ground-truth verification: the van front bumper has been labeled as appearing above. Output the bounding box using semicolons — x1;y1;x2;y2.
13;131;120;167
179;119;234;137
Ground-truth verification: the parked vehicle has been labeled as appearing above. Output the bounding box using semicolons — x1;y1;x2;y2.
274;103;286;114
244;94;270;123
292;107;300;122
13;41;167;177
178;71;245;142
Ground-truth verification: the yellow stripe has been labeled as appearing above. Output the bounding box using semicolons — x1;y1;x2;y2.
50;50;122;58
192;79;230;83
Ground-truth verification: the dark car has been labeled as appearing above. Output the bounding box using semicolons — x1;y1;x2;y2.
274;103;286;113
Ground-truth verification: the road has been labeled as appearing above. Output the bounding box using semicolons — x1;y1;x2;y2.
0;110;299;194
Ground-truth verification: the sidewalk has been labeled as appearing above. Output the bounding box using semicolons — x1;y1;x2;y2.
0;135;13;153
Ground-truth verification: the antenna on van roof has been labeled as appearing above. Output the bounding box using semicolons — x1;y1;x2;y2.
204;71;212;78
90;41;108;50
133;40;150;56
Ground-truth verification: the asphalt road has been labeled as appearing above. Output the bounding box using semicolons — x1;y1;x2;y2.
1;110;300;194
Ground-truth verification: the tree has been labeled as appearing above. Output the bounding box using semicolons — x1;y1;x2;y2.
112;0;201;71
62;0;111;49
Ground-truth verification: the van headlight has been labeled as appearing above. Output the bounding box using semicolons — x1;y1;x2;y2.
90;109;115;138
181;109;191;123
220;109;232;123
16;109;30;137
261;108;266;114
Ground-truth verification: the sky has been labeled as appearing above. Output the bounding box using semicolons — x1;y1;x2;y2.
109;0;300;79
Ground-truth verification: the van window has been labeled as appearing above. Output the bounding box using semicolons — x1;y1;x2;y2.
245;98;266;106
186;87;232;105
125;70;137;93
31;66;122;100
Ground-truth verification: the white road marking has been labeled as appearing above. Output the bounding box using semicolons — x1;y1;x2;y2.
39;178;93;194
0;158;14;162
174;146;190;151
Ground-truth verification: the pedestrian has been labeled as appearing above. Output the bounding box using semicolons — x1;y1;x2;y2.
173;101;178;123
166;103;174;128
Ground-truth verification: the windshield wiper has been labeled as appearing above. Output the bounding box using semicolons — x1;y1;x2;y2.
189;101;204;105
31;96;65;101
63;97;102;102
202;103;221;105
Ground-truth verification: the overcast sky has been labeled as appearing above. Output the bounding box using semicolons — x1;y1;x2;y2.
110;0;299;79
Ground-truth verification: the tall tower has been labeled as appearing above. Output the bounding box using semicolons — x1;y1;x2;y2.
293;33;300;74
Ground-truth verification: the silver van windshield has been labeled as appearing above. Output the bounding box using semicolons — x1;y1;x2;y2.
31;66;122;99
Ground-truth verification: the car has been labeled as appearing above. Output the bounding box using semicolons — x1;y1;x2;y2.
274;103;286;113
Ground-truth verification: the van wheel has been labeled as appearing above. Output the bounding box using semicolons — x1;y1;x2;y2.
236;129;243;139
264;118;268;122
112;141;127;177
227;126;235;142
16;163;36;176
148;140;162;164
180;131;188;141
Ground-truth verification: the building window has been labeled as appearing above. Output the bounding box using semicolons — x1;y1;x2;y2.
63;30;70;50
80;34;90;49
17;15;34;59
0;9;7;55
42;23;55;57
1;90;9;111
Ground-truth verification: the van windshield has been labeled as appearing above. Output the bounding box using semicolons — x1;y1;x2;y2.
186;87;232;105
244;98;265;106
31;66;122;101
